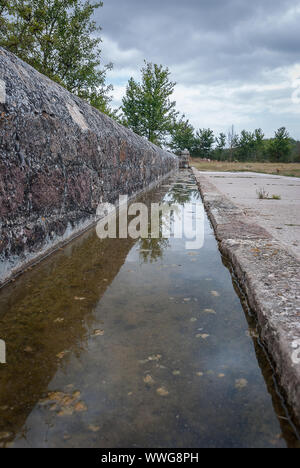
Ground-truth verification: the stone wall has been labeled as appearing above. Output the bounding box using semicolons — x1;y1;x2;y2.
0;47;178;285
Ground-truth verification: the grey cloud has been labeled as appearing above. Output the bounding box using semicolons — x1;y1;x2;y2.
98;0;299;77
95;0;300;138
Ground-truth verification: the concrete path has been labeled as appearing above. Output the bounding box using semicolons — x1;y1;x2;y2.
197;171;300;260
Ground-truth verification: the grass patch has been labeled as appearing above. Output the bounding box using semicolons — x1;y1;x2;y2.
257;188;269;200
256;188;282;200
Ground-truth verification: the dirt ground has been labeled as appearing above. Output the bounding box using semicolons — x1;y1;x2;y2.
191;159;300;178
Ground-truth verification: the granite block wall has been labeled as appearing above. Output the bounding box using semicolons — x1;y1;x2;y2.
0;48;178;285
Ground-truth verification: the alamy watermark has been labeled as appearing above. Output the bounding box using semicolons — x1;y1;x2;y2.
292;339;300;365
0;339;6;364
0;79;6;104
96;196;204;250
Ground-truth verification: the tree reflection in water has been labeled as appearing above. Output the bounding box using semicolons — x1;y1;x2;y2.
137;179;201;263
138;237;170;263
165;182;201;205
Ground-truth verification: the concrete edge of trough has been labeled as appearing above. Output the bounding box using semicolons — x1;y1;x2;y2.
192;167;300;424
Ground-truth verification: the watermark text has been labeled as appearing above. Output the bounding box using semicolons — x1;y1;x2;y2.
0;339;6;364
96;197;204;250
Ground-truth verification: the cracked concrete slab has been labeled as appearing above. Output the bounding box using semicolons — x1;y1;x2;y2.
198;171;300;260
193;168;300;423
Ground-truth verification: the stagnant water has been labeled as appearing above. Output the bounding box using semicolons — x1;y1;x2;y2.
0;171;299;448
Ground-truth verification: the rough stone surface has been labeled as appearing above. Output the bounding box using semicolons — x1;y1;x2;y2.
197;171;300;260
0;48;178;285
193;168;300;423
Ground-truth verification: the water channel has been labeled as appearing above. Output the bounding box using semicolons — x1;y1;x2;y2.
0;170;299;448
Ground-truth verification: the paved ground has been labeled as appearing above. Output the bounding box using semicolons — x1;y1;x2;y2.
197;171;300;260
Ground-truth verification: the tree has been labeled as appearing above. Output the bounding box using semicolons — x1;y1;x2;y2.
291;140;300;162
236;129;266;162
169;115;195;153
193;128;215;158
267;127;292;162
237;130;256;161
214;132;227;160
122;61;178;145
0;1;10;34
253;128;265;161
121;77;143;135
227;125;239;162
0;0;113;114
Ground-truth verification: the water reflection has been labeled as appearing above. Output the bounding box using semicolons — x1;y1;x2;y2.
138;238;170;263
0;233;137;445
0;171;299;448
166;181;201;205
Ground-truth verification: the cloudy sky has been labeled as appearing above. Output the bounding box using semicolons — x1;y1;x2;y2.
95;0;300;139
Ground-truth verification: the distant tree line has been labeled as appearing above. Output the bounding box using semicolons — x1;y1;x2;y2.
120;64;299;163
169;123;300;163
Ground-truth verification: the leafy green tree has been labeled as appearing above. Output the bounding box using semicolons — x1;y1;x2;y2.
0;1;10;33
267;127;292;162
253;128;265;161
0;0;113;114
237;129;266;162
122;61;178;145
121;77;143;135
169;115;195;153
193;128;215;158
237;130;256;161
227;125;239;162
291;140;300;162
214;132;227;160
